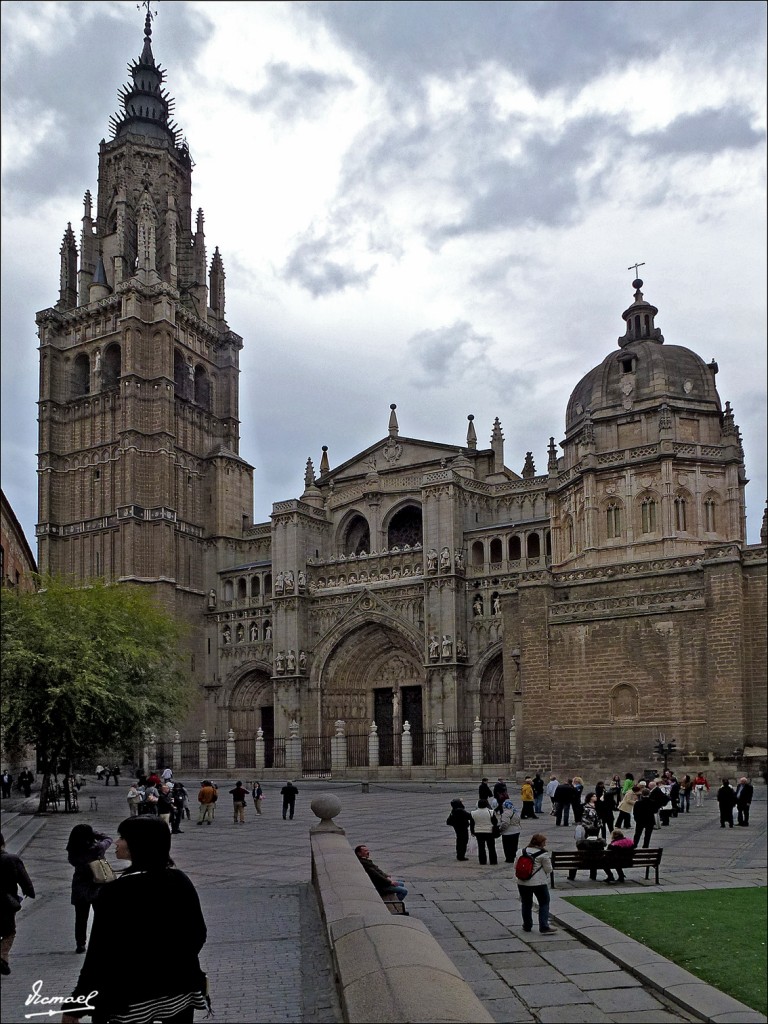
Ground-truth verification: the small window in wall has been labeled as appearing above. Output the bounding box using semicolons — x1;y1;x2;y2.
237;578;247;600
606;504;622;539
526;533;541;559
674;497;687;532
264;573;272;596
223;580;234;602
620;356;636;374
489;538;502;563
471;541;484;567
251;576;261;599
194;365;211;410
72;354;90;398
641;498;657;534
704;498;716;532
509;536;521;560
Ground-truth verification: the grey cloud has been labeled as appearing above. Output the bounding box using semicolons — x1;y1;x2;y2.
639;107;764;157
302;1;764;95
284;233;377;297
409;320;492;377
246;62;353;120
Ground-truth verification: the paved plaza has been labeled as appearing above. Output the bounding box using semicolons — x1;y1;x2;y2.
0;777;765;1023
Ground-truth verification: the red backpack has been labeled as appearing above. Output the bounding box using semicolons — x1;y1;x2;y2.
515;848;543;880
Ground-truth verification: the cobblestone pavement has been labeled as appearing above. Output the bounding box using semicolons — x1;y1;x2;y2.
0;777;765;1023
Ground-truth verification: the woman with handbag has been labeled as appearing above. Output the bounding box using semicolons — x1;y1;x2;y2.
65;824;113;953
470;798;499;865
61;816;208;1024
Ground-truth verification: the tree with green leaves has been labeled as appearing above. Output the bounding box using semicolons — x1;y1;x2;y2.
1;577;191;812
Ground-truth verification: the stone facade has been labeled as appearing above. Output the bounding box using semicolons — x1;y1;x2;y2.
36;19;767;772
1;489;37;592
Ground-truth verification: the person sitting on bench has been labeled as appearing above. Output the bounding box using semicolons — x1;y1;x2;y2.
354;845;408;901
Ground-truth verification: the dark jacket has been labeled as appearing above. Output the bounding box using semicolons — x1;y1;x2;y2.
68;836;112;905
648;786;670;812
736;783;754;807
446;805;474;834
357;855;393;894
229;785;248;803
717;784;737;809
63;867;206;1021
281;784;299;803
0;849;35;933
553;782;573;805
633;794;656;827
478;781;493;801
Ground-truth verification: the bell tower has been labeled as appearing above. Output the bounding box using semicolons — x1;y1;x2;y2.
36;10;253;618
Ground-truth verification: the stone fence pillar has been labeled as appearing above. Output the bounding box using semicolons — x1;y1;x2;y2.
226;728;236;771
509;716;517;769
286;719;302;774
368;722;379;768
172;730;181;774
435;720;447;768
146;732;157;773
199;730;208;775
402;721;413;768
331;719;348;772
472;717;483;768
255;728;265;771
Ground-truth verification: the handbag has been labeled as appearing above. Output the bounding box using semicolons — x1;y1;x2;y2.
490;812;501;839
89;858;116;884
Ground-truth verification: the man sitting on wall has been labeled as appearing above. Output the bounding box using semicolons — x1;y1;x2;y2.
354;845;408;901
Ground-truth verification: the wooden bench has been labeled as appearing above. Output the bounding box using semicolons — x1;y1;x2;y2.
550;848;663;886
381;891;409;915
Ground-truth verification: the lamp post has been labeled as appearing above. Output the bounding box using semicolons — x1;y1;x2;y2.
654;733;677;773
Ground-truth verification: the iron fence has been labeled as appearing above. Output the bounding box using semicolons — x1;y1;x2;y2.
302;734;331;776
207;740;227;770
482;726;510;764
446;728;473;766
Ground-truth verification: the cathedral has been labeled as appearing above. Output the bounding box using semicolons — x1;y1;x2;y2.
35;15;767;776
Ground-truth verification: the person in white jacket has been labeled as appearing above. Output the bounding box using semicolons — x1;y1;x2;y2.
470;799;499;865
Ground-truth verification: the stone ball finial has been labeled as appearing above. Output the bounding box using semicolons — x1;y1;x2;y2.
310;793;345;834
390;403;396;410
467;414;474;421
632;278;643;290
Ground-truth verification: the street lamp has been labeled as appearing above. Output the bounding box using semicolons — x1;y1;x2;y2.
654;733;677;773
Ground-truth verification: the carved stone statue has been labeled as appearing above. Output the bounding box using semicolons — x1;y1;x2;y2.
275;651;285;674
299;650;307;671
427;549;438;572
284;570;295;591
287;650;296;672
264;622;273;640
441;634;452;659
275;572;284;594
454;550;464;570
428;635;440;660
236;623;244;643
249;621;258;642
440;546;450;570
492;594;501;615
222;624;231;645
456;638;468;659
208;588;217;609
298;570;307;590
473;594;484;616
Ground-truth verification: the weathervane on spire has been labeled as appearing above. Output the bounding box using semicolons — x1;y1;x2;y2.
137;1;157;26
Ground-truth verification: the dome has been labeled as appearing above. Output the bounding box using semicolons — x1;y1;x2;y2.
565;281;721;436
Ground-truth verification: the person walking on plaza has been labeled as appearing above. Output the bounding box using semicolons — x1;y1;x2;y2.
252;781;263;814
736;777;753;826
66;824;113;953
478;777;493;803
571;776;585;822
197;780;216;825
60;816;209;1024
446;799;474;861
717;778;737;828
616;783;640;830
498;799;522;863
0;831;35;975
470;798;499;865
516;833;556;933
632;785;655;848
18;768;34;798
230;781;248;824
553;778;574;826
281;780;299;820
110;764;120;786
493;778;509;809
545;774;559;816
520;777;537;818
693;772;710;807
680;774;693;813
1;771;13;799
126;782;142;817
532;772;545;815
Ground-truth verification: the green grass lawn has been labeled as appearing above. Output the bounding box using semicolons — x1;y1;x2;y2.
565;887;767;1014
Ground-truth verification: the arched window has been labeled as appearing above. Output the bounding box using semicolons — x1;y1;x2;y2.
545;530;551;558
641;497;657;534
471;541;484;567
343;514;370;556
237;578;247;601
102;343;121;388
264;573;272;596
606;503;622;539
223;580;234;603
72;354;90;398
174;350;187;398
387;505;422;549
704;498;717;533
194;365;210;410
251;576;261;599
489;538;503;563
674;496;687;532
526;533;541;559
509;535;521;560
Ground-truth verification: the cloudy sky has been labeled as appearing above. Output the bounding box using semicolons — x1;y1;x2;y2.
1;0;766;547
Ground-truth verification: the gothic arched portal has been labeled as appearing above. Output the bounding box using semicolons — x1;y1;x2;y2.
228;670;275;764
479;652;509;763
